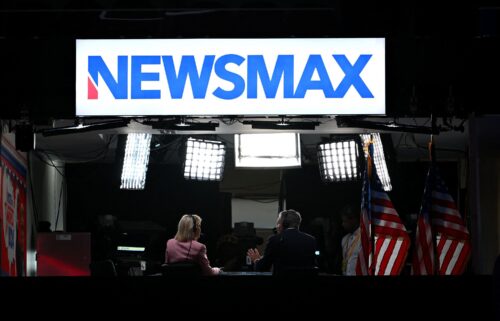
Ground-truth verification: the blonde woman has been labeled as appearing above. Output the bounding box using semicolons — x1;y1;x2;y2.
165;214;220;276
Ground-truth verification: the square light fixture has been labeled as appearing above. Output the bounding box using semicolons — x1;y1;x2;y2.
120;133;152;190
184;137;226;181
317;138;361;182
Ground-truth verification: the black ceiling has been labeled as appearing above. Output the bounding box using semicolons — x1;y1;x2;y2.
0;1;498;120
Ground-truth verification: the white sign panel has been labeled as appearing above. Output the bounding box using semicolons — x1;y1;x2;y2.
76;38;385;116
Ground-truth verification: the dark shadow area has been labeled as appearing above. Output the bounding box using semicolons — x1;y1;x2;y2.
66;163;232;270
0;276;494;319
161;261;202;277
0;4;497;119
89;259;117;277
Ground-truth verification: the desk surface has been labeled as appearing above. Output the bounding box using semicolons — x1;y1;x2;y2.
219;271;272;276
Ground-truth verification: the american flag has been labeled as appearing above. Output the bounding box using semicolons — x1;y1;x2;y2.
412;166;471;275
412;166;436;275
356;165;372;275
356;142;411;275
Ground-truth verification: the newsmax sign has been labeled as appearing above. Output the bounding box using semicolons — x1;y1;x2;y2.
76;38;385;116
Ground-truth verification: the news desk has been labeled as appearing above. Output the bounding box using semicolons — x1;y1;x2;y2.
219;271;272;276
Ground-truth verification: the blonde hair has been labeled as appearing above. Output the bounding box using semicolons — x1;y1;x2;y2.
175;214;202;242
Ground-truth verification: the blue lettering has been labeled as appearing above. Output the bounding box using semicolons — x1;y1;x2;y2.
213;54;245;100
162;55;215;99
88;53;374;101
333;54;373;98
294;55;335;98
131;56;161;99
247;55;294;98
88;56;128;99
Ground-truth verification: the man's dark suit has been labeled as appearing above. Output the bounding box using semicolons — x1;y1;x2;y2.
255;228;317;276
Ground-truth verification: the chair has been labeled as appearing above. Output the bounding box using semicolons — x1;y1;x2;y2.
90;259;117;276
161;261;202;277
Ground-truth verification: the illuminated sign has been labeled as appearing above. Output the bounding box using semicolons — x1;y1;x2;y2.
76;38;385;116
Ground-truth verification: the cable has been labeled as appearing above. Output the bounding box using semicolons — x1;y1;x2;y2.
27;152;40;231
35;134;116;164
54;178;64;232
221;118;239;126
214;135;234;148
33;151;65;178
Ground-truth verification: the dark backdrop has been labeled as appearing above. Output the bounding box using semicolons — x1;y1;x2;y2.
65;163;232;263
0;3;498;120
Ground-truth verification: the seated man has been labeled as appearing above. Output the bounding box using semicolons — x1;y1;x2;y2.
247;209;317;276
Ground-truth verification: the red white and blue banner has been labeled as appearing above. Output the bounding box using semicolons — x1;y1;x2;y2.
0;135;27;276
76;38;385;116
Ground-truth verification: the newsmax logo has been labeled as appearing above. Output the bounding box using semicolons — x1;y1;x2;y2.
76;39;385;116
87;54;374;100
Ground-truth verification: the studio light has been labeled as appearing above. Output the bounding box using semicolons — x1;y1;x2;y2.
234;133;301;168
317;138;361;182
336;116;438;134
146;119;219;131
360;133;392;191
120;133;152;190
40;118;130;136
242;120;320;130
184;137;226;181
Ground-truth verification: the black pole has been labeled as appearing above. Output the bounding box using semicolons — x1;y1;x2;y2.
429;114;439;274
368;135;376;275
430;114;437;165
278;169;286;212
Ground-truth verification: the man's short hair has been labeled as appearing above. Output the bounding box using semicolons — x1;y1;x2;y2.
280;209;302;229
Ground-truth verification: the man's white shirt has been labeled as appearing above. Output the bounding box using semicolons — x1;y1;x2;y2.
341;227;361;276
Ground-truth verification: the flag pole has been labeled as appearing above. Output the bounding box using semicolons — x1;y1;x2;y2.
428;114;438;274
368;134;375;276
429;114;436;166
